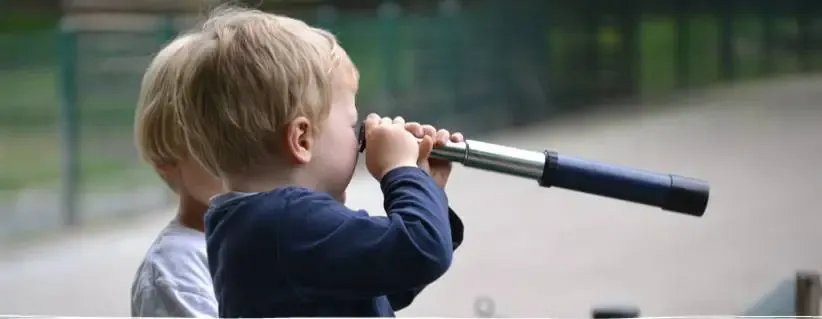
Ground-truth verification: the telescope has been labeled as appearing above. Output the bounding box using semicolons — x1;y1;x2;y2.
358;126;710;217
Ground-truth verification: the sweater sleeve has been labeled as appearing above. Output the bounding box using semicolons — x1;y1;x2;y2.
132;284;218;318
277;167;454;298
386;208;464;311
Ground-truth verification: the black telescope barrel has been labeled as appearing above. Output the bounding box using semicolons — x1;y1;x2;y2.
540;151;709;216
356;124;709;216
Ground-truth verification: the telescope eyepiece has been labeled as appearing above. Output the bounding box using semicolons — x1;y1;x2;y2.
357;124;366;153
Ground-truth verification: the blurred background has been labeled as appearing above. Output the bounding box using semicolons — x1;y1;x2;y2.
1;0;822;317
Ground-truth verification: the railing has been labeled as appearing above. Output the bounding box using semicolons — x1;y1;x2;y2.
1;0;821;239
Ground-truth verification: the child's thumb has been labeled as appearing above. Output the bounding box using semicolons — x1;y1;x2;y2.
418;135;434;162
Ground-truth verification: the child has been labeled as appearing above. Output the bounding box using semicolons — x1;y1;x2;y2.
170;7;464;318
130;33;221;317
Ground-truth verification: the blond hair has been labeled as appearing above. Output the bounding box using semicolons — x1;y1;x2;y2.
172;6;358;177
135;33;198;167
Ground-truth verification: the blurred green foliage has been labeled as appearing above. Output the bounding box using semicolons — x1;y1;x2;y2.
0;12;58;33
1;4;820;194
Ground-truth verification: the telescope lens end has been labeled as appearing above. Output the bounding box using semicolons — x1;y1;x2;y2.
357;124;366;153
663;175;710;217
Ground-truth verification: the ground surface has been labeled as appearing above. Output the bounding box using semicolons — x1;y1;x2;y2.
1;76;821;317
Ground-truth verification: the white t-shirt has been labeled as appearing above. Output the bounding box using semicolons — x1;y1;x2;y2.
131;219;217;317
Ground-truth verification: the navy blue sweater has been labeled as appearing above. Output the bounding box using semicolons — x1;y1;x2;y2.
204;167;464;318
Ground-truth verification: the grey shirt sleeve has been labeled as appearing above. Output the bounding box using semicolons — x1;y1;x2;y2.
132;283;218;318
130;220;218;318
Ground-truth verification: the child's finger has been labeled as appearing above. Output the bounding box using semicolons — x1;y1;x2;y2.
380;117;393;126
418;135;434;161
451;132;464;143
364;113;380;131
393;116;406;125
405;122;424;137
435;129;450;145
421;124;437;138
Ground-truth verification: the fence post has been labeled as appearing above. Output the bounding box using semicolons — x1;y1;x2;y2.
795;271;821;316
717;0;735;82
158;14;176;44
581;0;602;103
438;0;461;117
57;24;80;227
795;0;812;72
378;1;401;113
759;0;776;76
674;0;691;88
618;0;639;98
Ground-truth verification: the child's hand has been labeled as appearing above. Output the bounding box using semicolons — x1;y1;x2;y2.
405;122;464;189
363;114;420;180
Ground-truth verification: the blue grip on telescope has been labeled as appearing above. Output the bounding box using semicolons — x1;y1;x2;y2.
540;151;709;216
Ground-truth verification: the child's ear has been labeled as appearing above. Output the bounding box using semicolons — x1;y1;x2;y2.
285;116;313;164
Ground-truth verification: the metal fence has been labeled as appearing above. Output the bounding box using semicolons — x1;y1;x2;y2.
1;0;821;241
0;20;175;240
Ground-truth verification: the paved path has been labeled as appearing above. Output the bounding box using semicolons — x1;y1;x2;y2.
1;76;821;317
